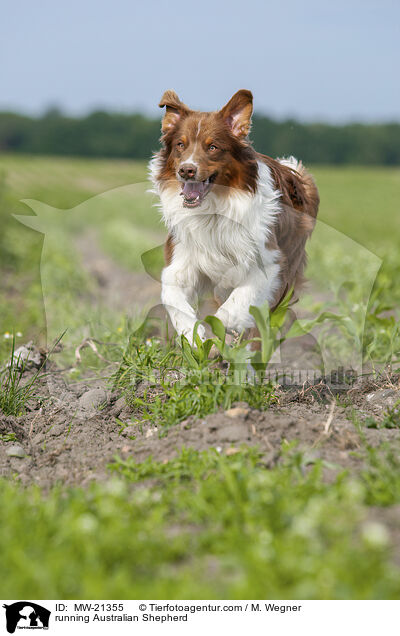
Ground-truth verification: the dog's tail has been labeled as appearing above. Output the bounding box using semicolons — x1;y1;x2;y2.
278;156;319;219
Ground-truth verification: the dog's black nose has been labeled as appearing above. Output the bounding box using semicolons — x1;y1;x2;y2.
179;163;197;179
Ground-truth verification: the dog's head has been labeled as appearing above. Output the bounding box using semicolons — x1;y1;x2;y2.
156;90;258;208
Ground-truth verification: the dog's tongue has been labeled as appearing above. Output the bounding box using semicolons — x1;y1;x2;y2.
182;181;206;200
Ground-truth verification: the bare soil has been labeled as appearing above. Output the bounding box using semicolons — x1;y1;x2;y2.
1;363;399;489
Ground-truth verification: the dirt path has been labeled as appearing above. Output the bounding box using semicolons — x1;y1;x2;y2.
75;231;161;313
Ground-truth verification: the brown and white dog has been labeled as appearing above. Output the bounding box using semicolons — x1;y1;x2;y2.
149;89;319;344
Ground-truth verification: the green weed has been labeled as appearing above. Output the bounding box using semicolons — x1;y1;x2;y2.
0;432;17;442
115;323;275;429
0;337;43;416
1;444;400;599
364;399;400;430
359;443;400;506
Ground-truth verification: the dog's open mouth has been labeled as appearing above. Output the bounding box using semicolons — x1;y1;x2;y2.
180;173;217;208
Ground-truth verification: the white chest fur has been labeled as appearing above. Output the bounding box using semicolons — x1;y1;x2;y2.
150;158;283;340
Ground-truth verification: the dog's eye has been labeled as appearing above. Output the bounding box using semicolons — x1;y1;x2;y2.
177;141;185;149
208;144;217;151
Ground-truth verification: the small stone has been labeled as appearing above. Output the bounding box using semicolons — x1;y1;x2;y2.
110;396;126;417
225;407;249;419
7;341;43;370
225;447;240;456
365;389;399;412
145;427;158;438
6;444;27;458
78;388;108;412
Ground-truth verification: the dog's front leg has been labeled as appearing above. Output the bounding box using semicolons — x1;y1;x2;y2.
161;262;205;344
215;266;280;333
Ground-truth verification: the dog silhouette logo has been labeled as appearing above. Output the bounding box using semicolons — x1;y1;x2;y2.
2;602;50;633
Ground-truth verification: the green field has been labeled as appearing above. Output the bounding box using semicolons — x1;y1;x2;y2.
1;155;400;599
1;155;399;364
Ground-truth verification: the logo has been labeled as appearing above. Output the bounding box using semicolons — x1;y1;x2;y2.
2;603;50;633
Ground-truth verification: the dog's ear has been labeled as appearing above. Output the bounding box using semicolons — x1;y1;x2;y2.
159;90;189;133
220;89;253;138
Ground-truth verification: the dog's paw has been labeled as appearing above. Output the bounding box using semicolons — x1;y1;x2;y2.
180;323;206;347
215;306;250;334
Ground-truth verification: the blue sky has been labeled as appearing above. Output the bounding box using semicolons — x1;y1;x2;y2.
1;0;399;121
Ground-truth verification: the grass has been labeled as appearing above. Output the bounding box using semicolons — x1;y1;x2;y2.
0;336;44;416
0;156;399;365
0;155;158;358
115;330;275;431
359;442;400;506
312;166;400;253
0;432;17;442
113;299;347;430
1;443;400;599
365;399;400;430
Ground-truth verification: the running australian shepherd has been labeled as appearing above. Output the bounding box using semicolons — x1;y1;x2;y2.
149;89;319;345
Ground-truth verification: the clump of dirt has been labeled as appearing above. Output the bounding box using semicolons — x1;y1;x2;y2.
0;367;120;488
127;393;399;471
1;358;399;489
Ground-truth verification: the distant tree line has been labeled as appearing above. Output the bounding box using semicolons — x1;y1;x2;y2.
0;109;399;164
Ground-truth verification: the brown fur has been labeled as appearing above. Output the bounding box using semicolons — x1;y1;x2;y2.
164;233;175;266
262;156;319;309
156;90;319;333
157;89;259;195
158;113;259;195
